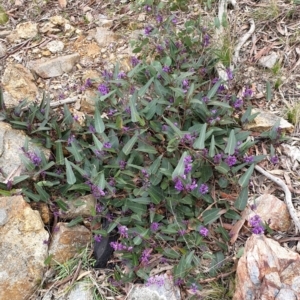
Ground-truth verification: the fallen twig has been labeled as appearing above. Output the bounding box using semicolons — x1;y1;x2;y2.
232;19;255;66
50;96;79;108
255;165;300;233
198;268;236;284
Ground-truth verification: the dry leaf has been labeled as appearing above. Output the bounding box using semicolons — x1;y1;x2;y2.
58;0;67;8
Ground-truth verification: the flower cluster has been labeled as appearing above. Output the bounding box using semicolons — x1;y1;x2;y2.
146;275;165;287
26;151;42;166
249;215;265;235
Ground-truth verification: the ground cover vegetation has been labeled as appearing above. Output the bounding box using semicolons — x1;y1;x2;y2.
0;0;285;298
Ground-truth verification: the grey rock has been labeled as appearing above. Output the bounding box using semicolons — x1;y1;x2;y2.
0;121;50;183
0;41;7;56
7;21;38;42
0;195;49;300
259;52;278;69
1;63;39;106
67;282;94;300
28;53;80;78
94;27;120;47
0;208;8;225
128;275;181;300
46;40;65;53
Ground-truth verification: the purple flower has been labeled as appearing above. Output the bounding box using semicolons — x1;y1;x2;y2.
119;160;127;170
141;169;149;178
172;17;177;24
178;229;186;236
140;248;151;265
118;225;129;238
243;87;253;98
94;234;102;242
144;5;151;12
110;241;125;251
144;25;153;35
156;45;164;53
162;124;168;131
156;14;163;23
181;133;196;145
182;79;189;88
185;179;198;192
175;278;184;286
225;155;237;167
6;180;13;190
102;70;113;80
85;78;92;88
249;215;264;235
131;56;140;67
202;96;209;103
117;71;126;79
26;151;42;166
150;222;160;232
88;124;96;133
98;84;110;95
244;155;254;163
226;68;234;80
103;142;112;148
91;185;105;199
199;183;209;195
174;178;184;191
190;283;198;294
96;203;102;213
203;33;210;47
234;98;243;109
162;65;170;73
199;226;209;237
146;275;165;287
213;153;223;164
270;155;279;164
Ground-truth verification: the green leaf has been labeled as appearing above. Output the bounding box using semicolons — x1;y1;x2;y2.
225;130;236;155
67;216;83;227
266;81;272;101
238;164;254;188
172;151;188;180
193;123;207;149
208;100;232;108
209;135;215;157
34;183;50;201
92;134;103;150
149;154;163;174
63;104;73;125
65;158;76;185
203;208;222;225
215;162;230;174
234;187;248;210
129;197;151;204
163;248;181;259
94;107;105;133
122;133;138;155
148;185;164;204
55;141;64;165
138;77;154;97
207;81;222;99
224;210;241;220
209;251;224;276
22;189;40;202
13;175;30;185
162;116;183;137
66;142;82;162
56;199;69;211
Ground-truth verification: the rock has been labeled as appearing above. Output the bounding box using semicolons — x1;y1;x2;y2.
1;63;39;106
243;108;294;133
127;274;181;300
247;194;291;232
259;52;278;69
46;40;65;53
0;30;11;38
0;122;50;183
28;53;80;78
97;15;113;28
81;89;100;114
0;195;49;300
7;21;38;42
94;27;120;48
233;234;300;299
67;282;94;300
60;194;96;219
49;222;91;264
0;41;7;56
30;202;51;225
